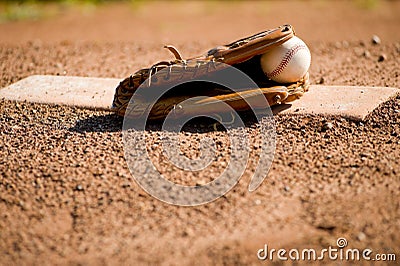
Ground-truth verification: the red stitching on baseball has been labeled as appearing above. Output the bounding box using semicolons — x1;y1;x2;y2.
267;44;308;79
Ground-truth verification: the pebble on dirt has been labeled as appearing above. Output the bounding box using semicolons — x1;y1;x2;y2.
372;35;381;45
378;54;387;62
362;50;371;58
322;122;334;131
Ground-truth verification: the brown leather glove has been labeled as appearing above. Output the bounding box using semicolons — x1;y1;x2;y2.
112;24;310;120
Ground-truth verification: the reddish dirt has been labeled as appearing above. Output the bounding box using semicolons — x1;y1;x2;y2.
0;1;399;265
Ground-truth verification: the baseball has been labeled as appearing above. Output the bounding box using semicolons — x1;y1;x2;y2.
260;36;311;83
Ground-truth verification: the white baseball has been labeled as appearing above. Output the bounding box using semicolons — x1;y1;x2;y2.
260;36;311;83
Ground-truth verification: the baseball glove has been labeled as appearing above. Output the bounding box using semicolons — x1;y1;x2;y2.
112;24;310;120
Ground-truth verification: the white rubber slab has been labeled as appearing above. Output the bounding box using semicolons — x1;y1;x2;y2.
0;75;398;120
0;75;120;110
274;85;399;120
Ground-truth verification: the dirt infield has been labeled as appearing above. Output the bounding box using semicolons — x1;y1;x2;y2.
0;1;399;265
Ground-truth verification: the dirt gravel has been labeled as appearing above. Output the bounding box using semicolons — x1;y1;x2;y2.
0;1;400;265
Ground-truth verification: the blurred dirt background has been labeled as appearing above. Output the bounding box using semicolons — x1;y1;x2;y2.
0;0;399;265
